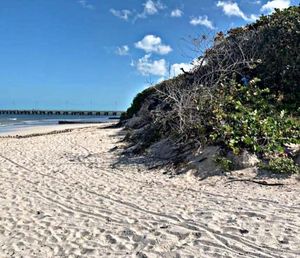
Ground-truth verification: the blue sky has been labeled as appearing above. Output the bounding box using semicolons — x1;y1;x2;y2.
0;0;298;111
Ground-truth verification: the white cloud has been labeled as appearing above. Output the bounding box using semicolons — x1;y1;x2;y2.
135;35;172;55
170;62;194;77
261;0;291;13
144;0;165;15
171;9;183;17
116;45;129;56
136;0;166;19
110;9;132;21
249;14;260;20
170;58;205;77
217;1;247;19
112;1;166;22
190;16;215;29
216;1;257;21
136;54;167;76
78;0;94;10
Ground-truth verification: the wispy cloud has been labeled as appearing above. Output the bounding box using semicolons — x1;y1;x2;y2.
110;9;132;21
135;35;172;55
78;0;94;10
135;54;167;76
116;45;130;56
216;1;257;21
136;0;166;20
190;16;215;29
261;0;291;13
144;0;165;15
171;8;183;17
111;1;167;22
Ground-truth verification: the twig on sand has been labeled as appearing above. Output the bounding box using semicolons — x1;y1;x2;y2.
225;179;284;186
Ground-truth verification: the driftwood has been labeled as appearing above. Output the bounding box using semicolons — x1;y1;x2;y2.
225;179;284;186
0;129;73;139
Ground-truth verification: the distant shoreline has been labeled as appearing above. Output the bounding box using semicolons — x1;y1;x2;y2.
58;117;120;124
0;113;119;135
0;122;116;137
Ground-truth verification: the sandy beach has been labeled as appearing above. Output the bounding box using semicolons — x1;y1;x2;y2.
0;124;299;258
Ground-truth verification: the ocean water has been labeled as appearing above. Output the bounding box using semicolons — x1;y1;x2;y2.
0;114;115;134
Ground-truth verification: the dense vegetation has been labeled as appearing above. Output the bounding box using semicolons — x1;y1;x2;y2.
122;7;300;174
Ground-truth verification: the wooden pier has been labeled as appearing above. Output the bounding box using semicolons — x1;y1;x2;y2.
0;110;123;117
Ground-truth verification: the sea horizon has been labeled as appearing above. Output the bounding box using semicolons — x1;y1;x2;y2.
0;111;119;134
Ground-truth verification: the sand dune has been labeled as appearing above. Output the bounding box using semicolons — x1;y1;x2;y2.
0;125;299;257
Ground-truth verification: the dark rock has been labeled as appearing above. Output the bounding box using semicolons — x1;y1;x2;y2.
159;225;169;229
239;229;249;234
108;146;118;152
136;252;148;258
193;232;202;238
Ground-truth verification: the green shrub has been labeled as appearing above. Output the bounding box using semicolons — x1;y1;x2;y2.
260;157;300;174
226;7;300;102
214;156;234;171
121;86;156;120
209;78;300;156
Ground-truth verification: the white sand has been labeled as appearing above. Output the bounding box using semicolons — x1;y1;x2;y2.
0;124;299;258
0;123;103;137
